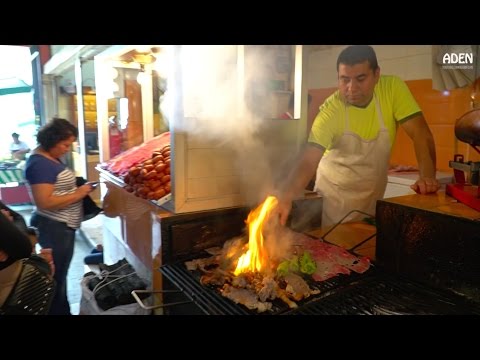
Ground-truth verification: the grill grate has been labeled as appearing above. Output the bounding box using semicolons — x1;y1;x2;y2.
290;273;480;315
160;255;377;315
161;256;480;315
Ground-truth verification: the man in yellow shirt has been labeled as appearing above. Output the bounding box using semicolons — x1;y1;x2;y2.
277;45;439;227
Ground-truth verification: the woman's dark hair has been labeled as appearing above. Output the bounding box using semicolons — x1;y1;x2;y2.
36;118;78;151
336;45;379;72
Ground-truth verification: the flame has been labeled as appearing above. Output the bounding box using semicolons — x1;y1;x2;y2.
234;195;278;275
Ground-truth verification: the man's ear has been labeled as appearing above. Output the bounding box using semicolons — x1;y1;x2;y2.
374;67;381;83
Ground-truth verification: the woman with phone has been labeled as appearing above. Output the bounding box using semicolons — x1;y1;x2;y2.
25;118;95;315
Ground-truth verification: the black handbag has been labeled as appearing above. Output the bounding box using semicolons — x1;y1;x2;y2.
76;177;103;221
0;255;56;315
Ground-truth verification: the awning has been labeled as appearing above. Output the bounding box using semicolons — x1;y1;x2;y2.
0;168;24;184
0;77;32;96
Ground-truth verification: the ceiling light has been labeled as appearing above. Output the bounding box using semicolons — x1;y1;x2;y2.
132;53;156;66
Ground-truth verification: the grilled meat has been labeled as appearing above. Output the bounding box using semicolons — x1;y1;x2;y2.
221;284;272;313
283;273;320;301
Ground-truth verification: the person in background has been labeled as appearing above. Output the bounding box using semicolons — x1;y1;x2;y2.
276;45;439;228
0;209;32;308
0;200;55;275
0;205;56;314
278;94;312;119
10;132;30;160
25;118;96;315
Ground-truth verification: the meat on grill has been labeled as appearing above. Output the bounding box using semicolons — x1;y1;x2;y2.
184;229;370;312
221;285;273;313
289;232;371;282
200;268;232;286
185;240;322;312
283;273;320;301
223;274;299;310
185;256;220;273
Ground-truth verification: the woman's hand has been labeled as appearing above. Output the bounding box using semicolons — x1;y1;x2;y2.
78;184;95;197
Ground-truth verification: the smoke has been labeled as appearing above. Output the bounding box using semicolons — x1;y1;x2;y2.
160;45;300;207
263;211;297;263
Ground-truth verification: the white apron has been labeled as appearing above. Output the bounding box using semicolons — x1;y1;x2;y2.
315;95;391;227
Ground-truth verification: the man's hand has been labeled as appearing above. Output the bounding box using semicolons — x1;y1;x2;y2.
275;196;293;226
273;145;324;226
410;177;440;194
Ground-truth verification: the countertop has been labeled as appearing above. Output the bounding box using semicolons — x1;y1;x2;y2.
381;190;480;221
387;170;452;185
304;191;480;262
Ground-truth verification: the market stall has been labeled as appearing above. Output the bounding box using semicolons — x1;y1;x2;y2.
0;161;30;205
93;45;309;313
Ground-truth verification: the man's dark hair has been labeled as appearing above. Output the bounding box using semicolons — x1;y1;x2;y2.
336;45;379;72
36;117;78;151
11;132;19;138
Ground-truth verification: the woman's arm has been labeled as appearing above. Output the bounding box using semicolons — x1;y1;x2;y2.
30;183;92;211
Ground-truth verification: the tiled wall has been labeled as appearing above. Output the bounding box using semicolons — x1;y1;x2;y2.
393;80;477;172
307;45;479;173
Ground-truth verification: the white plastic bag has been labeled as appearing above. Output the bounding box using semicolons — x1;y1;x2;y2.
79;277;151;315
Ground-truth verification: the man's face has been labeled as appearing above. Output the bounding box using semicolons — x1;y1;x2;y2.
338;61;380;107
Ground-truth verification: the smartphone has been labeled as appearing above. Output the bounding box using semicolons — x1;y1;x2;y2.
86;181;99;189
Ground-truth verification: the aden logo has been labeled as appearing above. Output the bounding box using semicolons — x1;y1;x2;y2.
442;53;473;64
441;52;474;70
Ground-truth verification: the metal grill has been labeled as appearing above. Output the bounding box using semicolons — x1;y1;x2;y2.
160;256;376;315
160;257;480;315
290;273;480;315
156;205;480;315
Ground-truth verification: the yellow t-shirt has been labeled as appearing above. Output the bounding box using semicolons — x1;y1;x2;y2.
308;75;422;150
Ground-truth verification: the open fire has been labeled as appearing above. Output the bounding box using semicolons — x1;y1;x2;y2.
234;195;277;275
184;195;372;312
